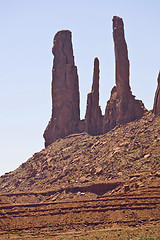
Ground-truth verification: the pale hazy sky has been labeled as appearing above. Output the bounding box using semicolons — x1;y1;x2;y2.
1;0;160;176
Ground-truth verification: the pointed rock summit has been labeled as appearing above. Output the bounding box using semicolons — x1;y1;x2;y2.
43;30;81;147
103;16;146;133
153;71;160;115
85;58;103;135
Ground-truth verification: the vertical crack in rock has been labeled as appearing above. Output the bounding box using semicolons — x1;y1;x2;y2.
43;30;82;147
103;16;146;133
153;71;160;115
85;58;103;135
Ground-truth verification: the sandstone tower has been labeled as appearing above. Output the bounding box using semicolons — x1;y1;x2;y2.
44;31;81;147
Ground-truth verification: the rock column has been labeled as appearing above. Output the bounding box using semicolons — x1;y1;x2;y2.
103;16;146;133
43;30;81;147
85;58;103;135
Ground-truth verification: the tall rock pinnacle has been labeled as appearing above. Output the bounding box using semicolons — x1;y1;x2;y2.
153;71;160;115
43;30;81;147
85;58;103;135
113;16;130;96
43;17;148;147
103;16;146;133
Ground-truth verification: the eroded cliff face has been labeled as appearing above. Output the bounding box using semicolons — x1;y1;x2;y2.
103;16;146;133
85;58;103;135
153;72;160;115
43;31;82;147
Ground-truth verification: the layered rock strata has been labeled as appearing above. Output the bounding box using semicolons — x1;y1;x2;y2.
43;30;81;147
153;72;160;115
103;16;146;133
85;58;103;135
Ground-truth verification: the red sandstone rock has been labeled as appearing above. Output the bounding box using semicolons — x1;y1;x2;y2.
43;30;81;147
85;58;103;135
44;17;148;146
153;71;160;115
103;16;146;133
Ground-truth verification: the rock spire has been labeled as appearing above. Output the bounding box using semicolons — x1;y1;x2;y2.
43;30;81;147
153;71;160;115
44;17;147;147
103;16;146;133
85;58;103;135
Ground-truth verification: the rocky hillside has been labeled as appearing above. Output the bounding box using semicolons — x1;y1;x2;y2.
0;111;160;196
0;111;160;239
